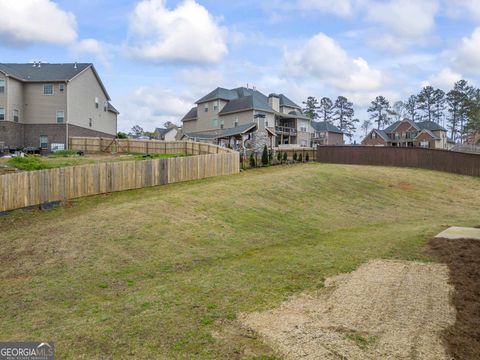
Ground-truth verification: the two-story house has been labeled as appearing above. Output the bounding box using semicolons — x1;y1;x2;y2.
311;121;345;146
362;119;455;149
0;63;118;151
180;87;319;150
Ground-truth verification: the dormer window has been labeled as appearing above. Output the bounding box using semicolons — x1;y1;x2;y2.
43;84;53;95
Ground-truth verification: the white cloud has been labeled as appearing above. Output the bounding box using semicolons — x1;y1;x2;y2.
444;0;480;22
297;0;355;17
451;28;480;76
285;33;385;95
118;86;195;132
423;68;462;90
71;39;111;68
0;0;77;46
127;0;227;64
364;0;438;51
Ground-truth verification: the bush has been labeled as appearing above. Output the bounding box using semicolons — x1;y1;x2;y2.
261;145;269;166
293;152;298;162
268;150;273;165
283;152;288;162
298;153;303;162
249;153;256;168
116;132;128;139
306;153;310;162
277;151;282;162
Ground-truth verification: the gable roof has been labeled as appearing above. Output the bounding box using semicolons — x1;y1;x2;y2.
384;119;419;133
416;128;440;140
311;121;344;134
195;87;239;104
218;94;275;115
0;63;111;100
181;107;197;122
279;94;301;109
416;121;447;132
184;122;258;140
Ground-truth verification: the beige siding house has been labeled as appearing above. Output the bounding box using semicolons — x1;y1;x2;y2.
179;87;345;151
0;63;118;151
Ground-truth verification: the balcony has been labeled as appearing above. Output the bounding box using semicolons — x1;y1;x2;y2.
275;126;297;136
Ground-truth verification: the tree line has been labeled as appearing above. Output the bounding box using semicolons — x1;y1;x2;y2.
303;79;480;143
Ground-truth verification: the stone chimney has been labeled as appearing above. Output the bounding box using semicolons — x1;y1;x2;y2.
268;93;280;112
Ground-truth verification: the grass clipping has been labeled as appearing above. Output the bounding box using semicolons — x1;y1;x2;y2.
239;260;454;360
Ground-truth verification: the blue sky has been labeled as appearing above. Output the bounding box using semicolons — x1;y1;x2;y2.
1;0;480;135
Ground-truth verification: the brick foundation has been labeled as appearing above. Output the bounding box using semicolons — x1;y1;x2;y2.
0;121;24;147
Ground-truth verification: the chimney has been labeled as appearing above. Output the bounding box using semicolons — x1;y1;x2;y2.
38;61;41;68
268;93;280;113
74;62;77;70
32;61;37;67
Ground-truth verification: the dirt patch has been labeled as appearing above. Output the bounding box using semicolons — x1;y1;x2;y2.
429;238;480;360
239;260;454;359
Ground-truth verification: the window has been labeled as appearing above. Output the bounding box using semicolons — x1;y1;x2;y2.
300;126;307;132
89;118;93;128
204;104;209;112
104;102;107;112
212;119;218;127
0;79;5;93
43;84;53;95
214;101;219;111
59;84;65;92
220;119;224;129
95;97;99;109
56;110;64;124
40;135;48;149
0;108;4;120
234;116;239;127
371;132;376;139
13;109;19;122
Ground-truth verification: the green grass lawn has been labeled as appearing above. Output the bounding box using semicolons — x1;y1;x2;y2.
3;152;184;171
0;164;479;359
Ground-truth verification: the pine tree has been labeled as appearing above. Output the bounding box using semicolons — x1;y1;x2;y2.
361;120;372;137
404;95;418;121
453;80;475;142
447;89;462;142
417;86;436;122
392;101;406;122
261;145;269;166
318;97;334;123
432;89;446;124
293;152;298;162
334;96;358;138
283;152;287;162
367;96;390;129
302;96;319;120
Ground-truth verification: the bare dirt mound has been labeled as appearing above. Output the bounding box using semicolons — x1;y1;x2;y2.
239;260;455;360
429;238;480;360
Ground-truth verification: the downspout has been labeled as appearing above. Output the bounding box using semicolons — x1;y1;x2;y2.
65;81;69;149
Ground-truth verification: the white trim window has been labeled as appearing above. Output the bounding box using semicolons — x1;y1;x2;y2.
95;97;99;109
212;119;218;127
204;104;209;112
234;116;239;127
59;84;65;92
13;109;19;122
220;119;224;129
40;135;48;149
89;118;93;127
56;110;65;124
104;101;107;112
0;107;4;121
43;84;54;95
0;79;5;93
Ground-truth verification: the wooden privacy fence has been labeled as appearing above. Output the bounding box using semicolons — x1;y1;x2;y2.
0;143;240;212
69;137;231;155
316;146;480;177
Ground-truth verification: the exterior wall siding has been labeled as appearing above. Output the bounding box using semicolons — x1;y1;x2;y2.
0;72;7;114
67;67;116;135
23;82;67;124
7;77;24;123
362;132;388;146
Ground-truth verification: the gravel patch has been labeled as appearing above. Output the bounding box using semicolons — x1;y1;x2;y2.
239;260;455;360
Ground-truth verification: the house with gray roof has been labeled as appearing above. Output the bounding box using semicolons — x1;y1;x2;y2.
362;119;454;149
311;121;345;146
0;62;118;151
180;86;332;150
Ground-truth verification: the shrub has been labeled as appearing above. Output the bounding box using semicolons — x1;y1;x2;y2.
277;151;282;162
249;153;256;168
283;152;288;162
268;150;273;165
261;145;269;166
116;132;128;139
298;153;303;162
293;152;298;162
306;153;310;162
